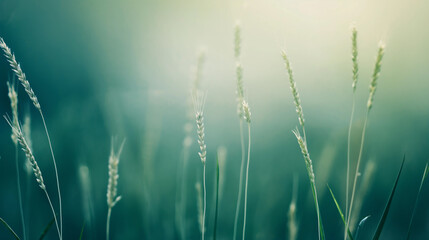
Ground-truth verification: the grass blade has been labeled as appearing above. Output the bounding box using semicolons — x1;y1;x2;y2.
327;185;354;240
371;156;405;240
79;222;85;240
0;217;20;240
213;156;220;240
39;218;55;240
354;215;370;240
405;163;428;240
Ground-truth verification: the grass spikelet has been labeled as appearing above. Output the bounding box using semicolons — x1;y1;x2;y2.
351;25;358;92
367;42;385;110
193;91;207;165
6;116;45;191
242;100;251;124
4;116;61;239
7;81;19;145
281;51;305;131
106;139;125;240
192;91;207;240
0;38;40;109
234;21;241;60
292;129;315;184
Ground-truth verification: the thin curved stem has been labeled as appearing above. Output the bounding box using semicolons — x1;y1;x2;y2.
202;163;206;240
106;207;112;240
39;110;62;239
345;96;356;240
347;109;369;234
242;124;251;240
233;120;245;240
43;189;61;239
15;145;26;240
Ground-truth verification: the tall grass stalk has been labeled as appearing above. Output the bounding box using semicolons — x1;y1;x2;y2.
282;50;324;240
233;21;247;240
241;101;251;240
176;49;206;240
106;139;125;240
345;25;358;240
193;91;207;240
7;80;26;240
5;117;61;239
0;37;62;239
347;42;385;234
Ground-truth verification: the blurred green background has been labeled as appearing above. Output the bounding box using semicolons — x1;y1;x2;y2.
1;0;429;239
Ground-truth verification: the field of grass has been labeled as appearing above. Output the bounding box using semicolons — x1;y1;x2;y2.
1;0;429;239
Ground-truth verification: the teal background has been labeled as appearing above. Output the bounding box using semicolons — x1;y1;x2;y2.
1;0;429;239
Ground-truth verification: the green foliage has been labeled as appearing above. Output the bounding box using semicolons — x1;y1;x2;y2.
372;156;405;240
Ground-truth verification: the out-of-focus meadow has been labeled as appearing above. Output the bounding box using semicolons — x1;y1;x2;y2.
1;0;429;239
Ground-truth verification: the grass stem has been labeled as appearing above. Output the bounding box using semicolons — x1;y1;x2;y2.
233;119;245;240
242;124;251;240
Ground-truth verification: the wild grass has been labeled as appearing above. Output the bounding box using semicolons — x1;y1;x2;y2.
346;26;358;240
106;139;125;240
347;41;385;236
193;91;207;240
0;37;63;239
4;117;61;239
282;50;324;240
233;21;247;240
7;79;26;240
241;100;252;240
1;23;429;240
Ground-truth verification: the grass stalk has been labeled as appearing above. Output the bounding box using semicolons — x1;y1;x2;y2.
193;91;207;240
39;111;62;238
242;123;251;240
406;163;429;239
282;50;324;240
15;145;26;240
106;139;125;240
7;80;26;240
213;156;220;240
347;42;385;234
202;164;207;240
233;119;245;240
106;208;112;240
346;25;358;237
0;217;20;240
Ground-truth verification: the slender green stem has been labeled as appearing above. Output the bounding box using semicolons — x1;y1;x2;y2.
345;96;356;240
0;217;20;240
213;157;220;240
202;163;206;240
242;124;251;240
15;145;26;240
39;110;62;239
106;207;112;240
43;189;61;239
233;119;245;240
347;109;369;234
